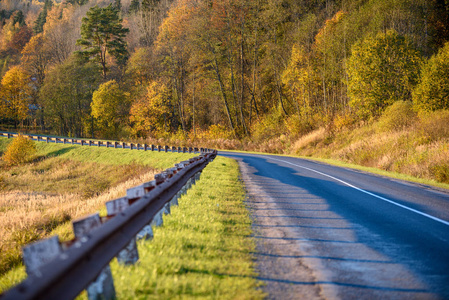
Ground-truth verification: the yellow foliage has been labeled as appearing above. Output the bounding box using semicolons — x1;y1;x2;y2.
130;80;171;138
0;66;32;123
376;101;416;132
2;135;37;166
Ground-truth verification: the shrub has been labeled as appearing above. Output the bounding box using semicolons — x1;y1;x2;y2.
377;101;416;132
2;135;37;166
413;42;449;111
418;110;449;142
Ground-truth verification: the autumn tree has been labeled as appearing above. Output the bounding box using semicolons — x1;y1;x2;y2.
76;4;129;78
413;42;449;111
21;34;51;86
347;30;422;118
43;5;79;65
91;80;129;139
39;56;101;137
130;80;171;137
0;66;32;127
125;47;155;86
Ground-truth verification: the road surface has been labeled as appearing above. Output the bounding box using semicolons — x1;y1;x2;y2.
220;151;449;300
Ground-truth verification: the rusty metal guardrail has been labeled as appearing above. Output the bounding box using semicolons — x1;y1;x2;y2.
0;131;213;154
0;131;217;300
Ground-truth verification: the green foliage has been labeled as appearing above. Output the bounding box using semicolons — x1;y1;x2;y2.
2;135;36;166
91;80;129;139
347;30;422;118
129;0;140;13
39;56;101;137
33;0;52;34
413;42;449;111
76;4;129;78
66;0;89;5
377;101;417;132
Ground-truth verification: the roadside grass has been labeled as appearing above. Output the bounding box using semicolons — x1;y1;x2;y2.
0;137;194;290
77;156;264;299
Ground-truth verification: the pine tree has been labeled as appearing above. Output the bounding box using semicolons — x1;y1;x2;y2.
33;0;52;34
76;4;129;78
129;0;140;13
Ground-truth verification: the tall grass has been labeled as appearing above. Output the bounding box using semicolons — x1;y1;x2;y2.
0;137;194;286
291;109;449;186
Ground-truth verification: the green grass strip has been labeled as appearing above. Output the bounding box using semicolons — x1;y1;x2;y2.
0;137;195;170
93;156;264;299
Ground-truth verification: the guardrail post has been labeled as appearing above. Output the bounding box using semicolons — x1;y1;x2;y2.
172;146;176;153
7;133;10;138
188;147;193;153
144;144;147;151
89;140;92;146
22;236;62;276
121;142;126;149
105;198;139;265
178;146;182;153
73;214;116;300
158;145;162;152
164;145;169;153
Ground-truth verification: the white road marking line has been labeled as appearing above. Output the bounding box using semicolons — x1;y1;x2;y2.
265;156;449;227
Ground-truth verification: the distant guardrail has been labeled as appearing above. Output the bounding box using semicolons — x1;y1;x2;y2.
0;131;217;300
0;131;214;154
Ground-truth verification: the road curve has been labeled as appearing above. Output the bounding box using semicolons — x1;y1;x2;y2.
219;151;449;300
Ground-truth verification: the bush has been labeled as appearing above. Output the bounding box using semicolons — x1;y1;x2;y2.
377;101;416;132
413;42;449;111
2;135;37;166
417;110;449;143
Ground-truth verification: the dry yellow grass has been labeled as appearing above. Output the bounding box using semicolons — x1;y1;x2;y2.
0;170;155;276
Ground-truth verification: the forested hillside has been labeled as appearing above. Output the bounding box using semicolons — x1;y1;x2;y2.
1;0;449;170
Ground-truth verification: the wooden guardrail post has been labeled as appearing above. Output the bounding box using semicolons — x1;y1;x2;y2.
22;236;62;277
105;198;139;265
157;145;162;152
172;146;176;153
126;181;157;240
164;145;169;153
73;214;116;300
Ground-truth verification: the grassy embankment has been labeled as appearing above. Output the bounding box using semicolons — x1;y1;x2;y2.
289;108;449;189
0;138;263;299
0;137;194;291
101;157;264;299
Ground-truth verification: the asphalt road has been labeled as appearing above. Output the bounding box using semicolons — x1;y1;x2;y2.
220;151;449;300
